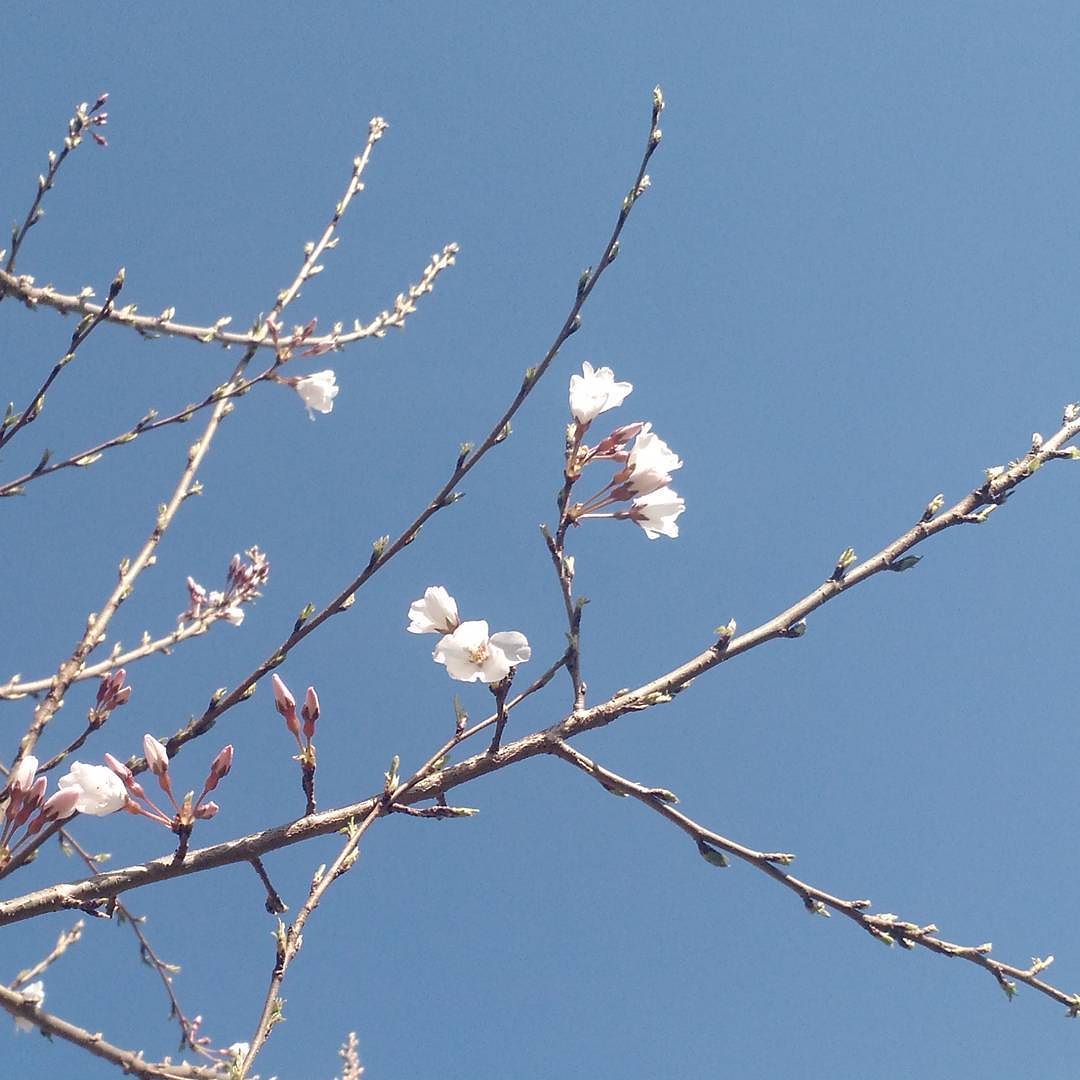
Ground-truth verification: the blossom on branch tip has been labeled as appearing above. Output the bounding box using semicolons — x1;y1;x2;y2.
407;586;460;635
433;620;531;683
569;362;632;426
293;370;339;419
621;486;685;539
57;763;128;816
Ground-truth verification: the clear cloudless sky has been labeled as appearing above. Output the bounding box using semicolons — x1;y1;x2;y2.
2;3;1079;1078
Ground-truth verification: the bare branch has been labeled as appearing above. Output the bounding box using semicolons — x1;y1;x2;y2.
548;739;1080;1014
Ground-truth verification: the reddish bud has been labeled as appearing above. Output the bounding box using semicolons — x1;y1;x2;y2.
11;776;48;829
593;421;646;458
193;800;219;820
271;674;299;736
203;745;234;795
301;687;319;739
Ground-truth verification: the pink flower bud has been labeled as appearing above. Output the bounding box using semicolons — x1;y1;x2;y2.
203;745;234;794
593;421;646;458
301;687;320;738
143;734;170;777
271;674;299;736
25;776;47;814
28;787;81;831
193;800;219;820
11;776;48;829
9;755;38;796
104;752;132;783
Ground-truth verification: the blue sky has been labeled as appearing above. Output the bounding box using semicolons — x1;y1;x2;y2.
2;3;1079;1078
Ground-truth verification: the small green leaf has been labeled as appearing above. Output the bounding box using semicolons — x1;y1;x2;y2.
697;840;729;868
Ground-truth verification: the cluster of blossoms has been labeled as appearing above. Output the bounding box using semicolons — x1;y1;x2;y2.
182;546;269;629
407;586;531;684
564;362;685;539
0;732;233;868
88;666;131;728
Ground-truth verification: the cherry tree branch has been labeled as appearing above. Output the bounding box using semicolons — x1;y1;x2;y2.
0;242;458;355
239;803;382;1076
6;115;394;785
0;982;223;1080
9;918;83;988
2;409;1074;957
0;266;124;454
59;827;215;1058
1;94;109;275
99;86;665;772
547;738;1079;1012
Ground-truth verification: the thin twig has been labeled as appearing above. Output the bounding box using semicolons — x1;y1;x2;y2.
9;919;84;988
0;982;222;1080
0;266;124;452
239;804;383;1077
0;242;458;355
2;94;108;275
58;827;213;1057
548;738;1079;1013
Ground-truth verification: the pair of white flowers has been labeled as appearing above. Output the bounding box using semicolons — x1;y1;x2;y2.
407;586;530;684
568;361;686;540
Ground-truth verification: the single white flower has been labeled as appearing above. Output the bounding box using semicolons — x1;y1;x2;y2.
433;620;531;683
407;586;460;635
625;486;685;540
14;980;44;1033
623;424;682;496
57;762;129;816
227;1042;250;1062
294;370;339;419
569;361;632;425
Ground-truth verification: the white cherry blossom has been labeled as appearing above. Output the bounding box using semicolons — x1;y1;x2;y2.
14;981;44;1033
57;762;129;816
623;424;682;496
624;486;685;539
569;362;632;425
294;370;339;419
407;586;460;635
433;620;531;683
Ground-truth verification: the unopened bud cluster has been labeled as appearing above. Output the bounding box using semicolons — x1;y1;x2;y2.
182;546;269;629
